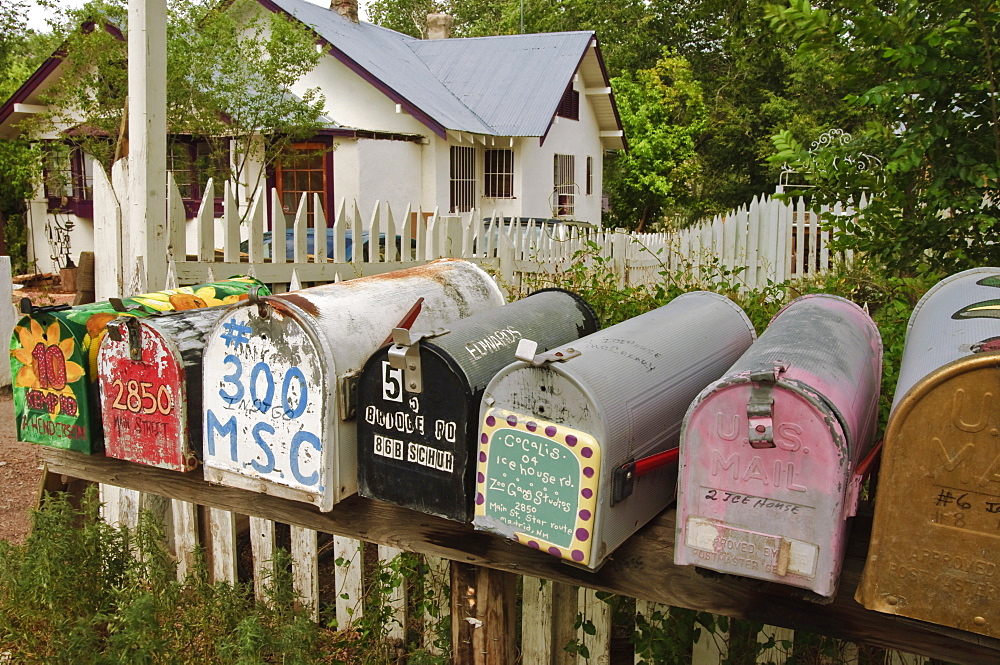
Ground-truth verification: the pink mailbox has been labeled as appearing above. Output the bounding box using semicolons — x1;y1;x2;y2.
675;294;883;598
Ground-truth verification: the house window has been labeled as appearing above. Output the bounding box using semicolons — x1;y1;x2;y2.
168;138;228;201
484;149;513;198
43;145;94;216
275;142;328;227
450;146;476;212
586;156;593;196
556;84;579;121
554;154;575;216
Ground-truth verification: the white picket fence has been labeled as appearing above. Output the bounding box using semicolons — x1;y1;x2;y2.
76;165;931;665
90;162;855;301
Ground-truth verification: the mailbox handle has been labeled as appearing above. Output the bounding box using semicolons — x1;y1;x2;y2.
381;297;425;347
845;438;884;519
612;447;680;506
853;438;883;481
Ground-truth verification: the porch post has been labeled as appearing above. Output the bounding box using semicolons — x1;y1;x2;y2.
127;0;168;293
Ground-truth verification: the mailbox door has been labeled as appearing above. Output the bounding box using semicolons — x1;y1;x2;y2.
474;366;608;568
99;322;192;470
857;353;1000;637
202;304;333;510
677;380;850;597
358;351;473;521
10;315;90;451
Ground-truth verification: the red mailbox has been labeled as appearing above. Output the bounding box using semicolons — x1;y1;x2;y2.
98;307;237;471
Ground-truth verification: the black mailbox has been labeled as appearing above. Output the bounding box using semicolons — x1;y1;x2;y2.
357;289;599;522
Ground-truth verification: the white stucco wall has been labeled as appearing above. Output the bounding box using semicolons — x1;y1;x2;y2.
292;53;431;137
356;138;422;227
519;75;605;226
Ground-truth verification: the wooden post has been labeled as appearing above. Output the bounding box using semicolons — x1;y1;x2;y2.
128;0;168;291
0;256;13;388
451;561;517;665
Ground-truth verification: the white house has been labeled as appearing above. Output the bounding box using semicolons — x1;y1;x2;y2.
0;0;625;274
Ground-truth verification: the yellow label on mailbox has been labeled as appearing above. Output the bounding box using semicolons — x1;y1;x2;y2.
474;408;601;566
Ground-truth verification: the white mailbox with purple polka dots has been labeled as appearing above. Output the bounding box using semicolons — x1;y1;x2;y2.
473;291;756;570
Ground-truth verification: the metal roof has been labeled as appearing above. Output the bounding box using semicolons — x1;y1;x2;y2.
267;0;618;141
410;31;595;137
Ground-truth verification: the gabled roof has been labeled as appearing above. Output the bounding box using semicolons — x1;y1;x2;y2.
411;31;594;138
262;0;624;147
2;2;625;148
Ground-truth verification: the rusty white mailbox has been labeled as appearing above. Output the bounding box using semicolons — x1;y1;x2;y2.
356;289;600;522
472;291;756;569
201;260;505;511
857;267;1000;636
675;294;882;598
97;306;255;471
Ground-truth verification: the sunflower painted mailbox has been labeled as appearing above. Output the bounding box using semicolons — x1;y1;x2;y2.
10;277;265;453
857;268;1000;636
200;259;505;512
97;300;269;472
472;292;756;569
357;289;600;522
675;294;882;598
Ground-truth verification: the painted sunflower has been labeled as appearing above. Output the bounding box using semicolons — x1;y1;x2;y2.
132;286;247;312
11;319;86;415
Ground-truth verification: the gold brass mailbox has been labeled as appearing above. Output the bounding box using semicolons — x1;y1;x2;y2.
857;267;1000;637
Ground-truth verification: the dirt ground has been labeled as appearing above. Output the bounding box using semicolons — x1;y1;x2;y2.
0;285;77;545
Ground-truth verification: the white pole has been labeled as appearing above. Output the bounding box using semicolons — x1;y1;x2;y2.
128;0;168;293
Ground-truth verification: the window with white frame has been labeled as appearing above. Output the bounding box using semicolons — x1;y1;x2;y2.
484;149;514;198
553;153;575;216
450;146;476;212
586;155;593;196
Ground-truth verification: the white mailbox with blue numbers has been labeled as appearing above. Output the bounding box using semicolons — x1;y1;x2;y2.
201;260;505;511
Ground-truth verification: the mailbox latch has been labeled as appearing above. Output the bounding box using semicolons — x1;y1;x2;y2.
612;447;680;506
124;317;143;361
514;339;581;366
387;327;449;394
747;363;787;449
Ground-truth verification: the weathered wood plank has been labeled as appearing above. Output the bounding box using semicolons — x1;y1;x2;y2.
756;626;793;664
578;587;612;665
334;536;363;629
451;561;516;665
422;555;450;655
291;526;319;622
36;448;1000;665
377;545;407;641
207;508;238;584
692;616;728;665
249;516;276;604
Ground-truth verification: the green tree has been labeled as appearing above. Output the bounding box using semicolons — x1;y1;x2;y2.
0;1;57;270
769;0;1000;274
21;0;328;208
603;50;706;231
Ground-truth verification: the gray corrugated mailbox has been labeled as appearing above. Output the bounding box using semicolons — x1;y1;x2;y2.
201;260;505;511
675;294;882;598
472;291;756;569
356;288;600;522
857;267;1000;637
